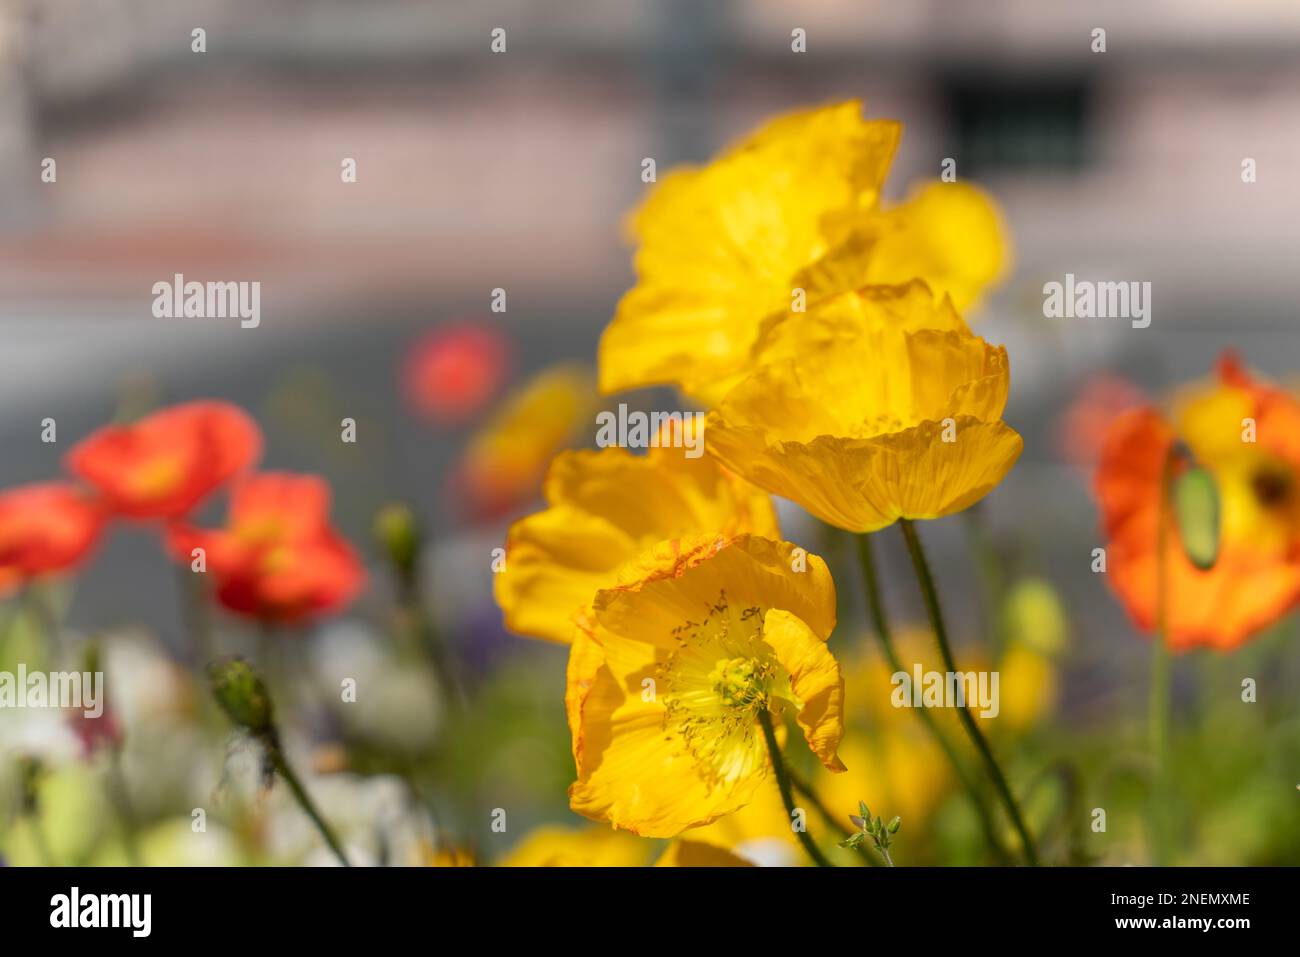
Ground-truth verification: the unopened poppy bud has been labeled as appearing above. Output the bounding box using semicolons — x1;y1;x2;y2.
374;503;420;579
208;657;274;733
1172;466;1220;571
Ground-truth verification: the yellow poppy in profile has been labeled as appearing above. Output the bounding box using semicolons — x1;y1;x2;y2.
705;282;1023;533
567;535;845;838
494;419;778;644
599;100;1008;405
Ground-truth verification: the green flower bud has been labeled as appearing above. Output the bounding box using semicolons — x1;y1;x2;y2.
208;657;274;733
373;503;421;579
1172;466;1220;571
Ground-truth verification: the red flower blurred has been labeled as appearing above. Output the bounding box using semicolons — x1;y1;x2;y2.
403;322;511;425
67;401;261;520
0;483;104;594
167;472;364;625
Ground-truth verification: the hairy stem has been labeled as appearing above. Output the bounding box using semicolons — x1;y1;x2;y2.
267;734;351;867
899;519;1040;867
757;709;834;868
855;532;1013;864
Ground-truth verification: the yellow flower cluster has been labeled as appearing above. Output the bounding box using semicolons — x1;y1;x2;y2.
494;100;1017;860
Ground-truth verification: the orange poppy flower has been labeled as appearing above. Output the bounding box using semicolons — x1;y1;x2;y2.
403;322;511;425
0;482;104;593
167;473;364;624
67;401;261;520
1096;353;1300;650
1058;374;1146;470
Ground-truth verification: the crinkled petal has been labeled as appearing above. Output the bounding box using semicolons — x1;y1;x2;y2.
762;609;846;772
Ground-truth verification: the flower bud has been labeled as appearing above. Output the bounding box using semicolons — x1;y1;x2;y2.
208;657;274;733
374;503;421;579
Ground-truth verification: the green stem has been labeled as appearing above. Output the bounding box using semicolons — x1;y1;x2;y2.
177;565;215;668
898;519;1040;867
757;709;834;868
961;505;1011;661
855;532;1013;864
1148;456;1174;865
267;735;351;867
397;573;466;711
26;586;61;665
880;846;896;867
0;599;22;667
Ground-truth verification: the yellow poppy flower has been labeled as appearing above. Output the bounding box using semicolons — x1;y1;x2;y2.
494;419;778;644
455;363;598;519
705;283;1023;532
499;824;649;867
599;100;1007;405
567;534;845;838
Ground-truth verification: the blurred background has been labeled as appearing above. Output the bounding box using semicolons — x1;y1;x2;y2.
0;0;1298;866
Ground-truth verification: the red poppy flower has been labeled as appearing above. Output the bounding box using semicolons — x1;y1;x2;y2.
167;472;365;625
403;322;511;425
67;401;261;520
1096;354;1300;650
0;483;104;593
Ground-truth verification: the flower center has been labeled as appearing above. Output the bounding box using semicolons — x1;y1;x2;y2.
711;657;766;709
128;454;185;500
1251;466;1293;508
658;591;788;789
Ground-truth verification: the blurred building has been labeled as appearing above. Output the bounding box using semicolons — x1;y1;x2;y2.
0;0;1296;644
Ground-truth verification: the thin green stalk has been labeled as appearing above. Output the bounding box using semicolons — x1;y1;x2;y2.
176;565;215;668
961;505;1011;660
0;596;22;663
397;576;466;711
268;735;351;867
855;532;1012;864
757;709;834;868
898;519;1040;867
1148;457;1174;865
26;586;61;664
880;846;896;867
